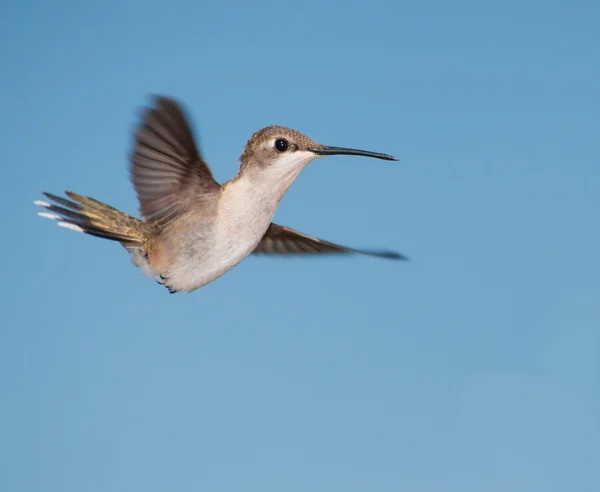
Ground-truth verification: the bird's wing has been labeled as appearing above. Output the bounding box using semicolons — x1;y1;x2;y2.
252;223;407;260
130;95;221;224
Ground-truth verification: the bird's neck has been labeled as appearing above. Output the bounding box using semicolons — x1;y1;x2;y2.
227;162;306;214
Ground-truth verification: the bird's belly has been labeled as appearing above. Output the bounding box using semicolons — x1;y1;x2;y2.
164;221;269;292
175;245;255;291
155;182;279;292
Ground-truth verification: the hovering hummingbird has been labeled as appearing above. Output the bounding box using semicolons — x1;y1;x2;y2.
34;96;406;293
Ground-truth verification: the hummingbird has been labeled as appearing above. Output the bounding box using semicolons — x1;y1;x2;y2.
34;96;406;293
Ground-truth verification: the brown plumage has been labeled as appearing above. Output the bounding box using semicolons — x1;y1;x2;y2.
254;224;405;259
35;95;405;293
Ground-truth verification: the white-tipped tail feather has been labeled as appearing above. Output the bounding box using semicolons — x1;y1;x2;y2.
37;207;84;233
37;212;61;221
57;222;84;233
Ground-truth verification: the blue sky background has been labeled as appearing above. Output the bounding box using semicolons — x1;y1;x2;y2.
1;1;599;491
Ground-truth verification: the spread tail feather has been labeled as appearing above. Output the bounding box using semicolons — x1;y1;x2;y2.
34;191;146;244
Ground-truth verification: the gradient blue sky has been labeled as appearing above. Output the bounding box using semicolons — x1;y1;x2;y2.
2;1;599;491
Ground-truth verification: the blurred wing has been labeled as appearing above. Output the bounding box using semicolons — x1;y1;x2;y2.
130;95;221;224
252;223;407;260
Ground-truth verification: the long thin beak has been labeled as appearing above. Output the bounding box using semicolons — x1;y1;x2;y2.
309;145;398;161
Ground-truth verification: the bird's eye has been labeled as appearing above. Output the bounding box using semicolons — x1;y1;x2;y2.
274;138;289;152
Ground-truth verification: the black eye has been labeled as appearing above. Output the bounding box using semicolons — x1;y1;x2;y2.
274;138;289;152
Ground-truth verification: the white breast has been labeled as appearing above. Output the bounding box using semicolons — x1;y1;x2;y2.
208;160;310;278
215;174;285;259
166;154;313;292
